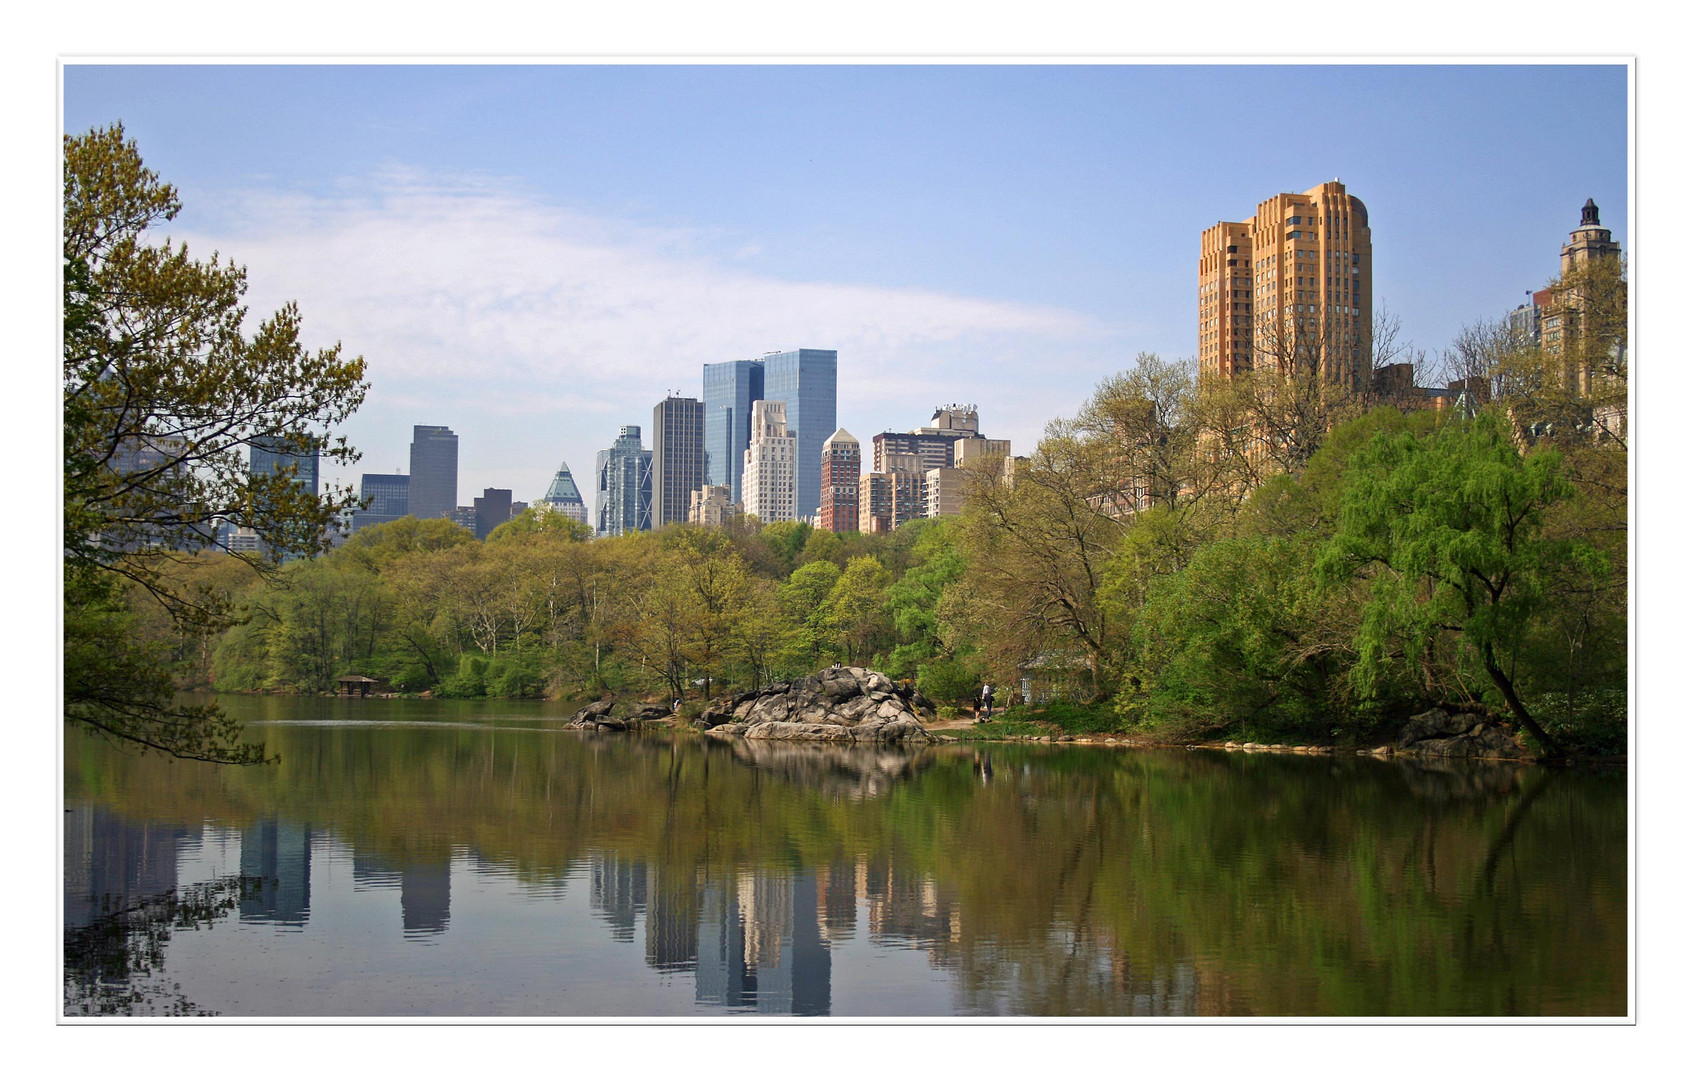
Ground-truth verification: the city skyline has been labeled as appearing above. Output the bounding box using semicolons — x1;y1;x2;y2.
60;63;1627;508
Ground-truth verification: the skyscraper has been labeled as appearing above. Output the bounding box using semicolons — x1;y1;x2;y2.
472;487;514;540
1199;180;1373;389
1545;198;1625;438
758;349;837;522
538;462;588;525
703;349;836;517
819;428;860;533
652;396;706;528
1561;197;1621;275
871;405;990;473
347;472;410;535
408;425;459;522
249;436;319;497
247;436;320;555
1544;197;1623;365
742;400;798;524
702;358;764;507
858;451;925;534
595;425;653;537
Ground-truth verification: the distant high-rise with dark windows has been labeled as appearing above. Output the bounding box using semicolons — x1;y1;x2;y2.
347;472;409;536
249;436;319;497
473;488;514;540
246;436;321;555
408;425;459;522
652;396;706;528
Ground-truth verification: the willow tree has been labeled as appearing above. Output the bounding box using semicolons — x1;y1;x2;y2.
64;124;367;762
1319;413;1603;755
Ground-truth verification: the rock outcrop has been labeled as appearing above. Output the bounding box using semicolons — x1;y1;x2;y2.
700;667;935;744
1397;708;1529;760
562;699;674;731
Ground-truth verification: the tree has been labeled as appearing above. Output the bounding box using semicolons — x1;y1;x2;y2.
778;560;843;667
1319;413;1603;755
1129;535;1349;739
822;556;895;666
486;505;593;545
957;437;1124;697
885;519;967;676
1065;352;1209;516
64;124;367;763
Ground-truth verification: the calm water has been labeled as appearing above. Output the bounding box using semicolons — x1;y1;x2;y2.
63;695;1628;1017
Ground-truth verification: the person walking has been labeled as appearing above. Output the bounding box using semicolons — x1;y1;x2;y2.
980;682;994;721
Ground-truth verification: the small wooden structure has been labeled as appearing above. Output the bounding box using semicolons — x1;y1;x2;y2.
335;675;386;697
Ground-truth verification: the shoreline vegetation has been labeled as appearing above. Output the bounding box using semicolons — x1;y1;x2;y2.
148;383;1627;763
66;126;1627;766
142;387;1626;763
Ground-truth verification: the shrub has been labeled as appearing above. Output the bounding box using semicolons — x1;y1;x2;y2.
999;700;1128;735
917;658;981;708
434;654;489;698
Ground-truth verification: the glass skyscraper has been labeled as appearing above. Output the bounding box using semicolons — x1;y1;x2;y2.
702;349;836;518
595;425;653;538
702;359;763;507
759;350;837;523
249;436;319;496
346;472;410;536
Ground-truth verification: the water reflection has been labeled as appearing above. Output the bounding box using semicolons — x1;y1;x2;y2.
238;820;312;927
63;708;1628;1017
65;804;190;932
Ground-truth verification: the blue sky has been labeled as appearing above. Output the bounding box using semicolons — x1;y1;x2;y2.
62;63;1628;507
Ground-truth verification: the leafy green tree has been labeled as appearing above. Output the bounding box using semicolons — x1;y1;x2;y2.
486;506;593;545
756;519;813;577
886;519;967;676
1128;535;1352;740
796;527;846;567
337;516;476;568
725;577;792;689
823;556;895;665
958;443;1123;697
64;124;366;763
1319;413;1603;754
779;560;842;667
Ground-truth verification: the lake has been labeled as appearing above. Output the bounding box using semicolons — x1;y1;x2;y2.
63;695;1628;1017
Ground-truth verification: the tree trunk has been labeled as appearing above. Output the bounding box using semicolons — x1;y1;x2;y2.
1482;642;1563;756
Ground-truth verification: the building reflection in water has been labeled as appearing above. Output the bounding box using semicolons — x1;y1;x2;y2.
64;804;193;930
238;819;312;927
589;852;646;943
349;849;452;938
692;866;830;1015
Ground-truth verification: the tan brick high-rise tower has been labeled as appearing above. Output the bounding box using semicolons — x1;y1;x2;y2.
1199;180;1372;389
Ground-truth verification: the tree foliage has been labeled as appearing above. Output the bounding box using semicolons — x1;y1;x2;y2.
1319;413;1604;754
63;124;367;762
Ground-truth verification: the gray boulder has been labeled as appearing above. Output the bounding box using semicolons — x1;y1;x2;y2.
1397;709;1529;760
1398;708;1475;748
703;667;935;745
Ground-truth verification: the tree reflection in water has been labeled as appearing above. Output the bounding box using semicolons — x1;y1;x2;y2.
64;874;260;1016
64;714;1627;1017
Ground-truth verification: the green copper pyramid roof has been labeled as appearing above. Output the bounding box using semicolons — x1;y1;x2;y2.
543;462;584;506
